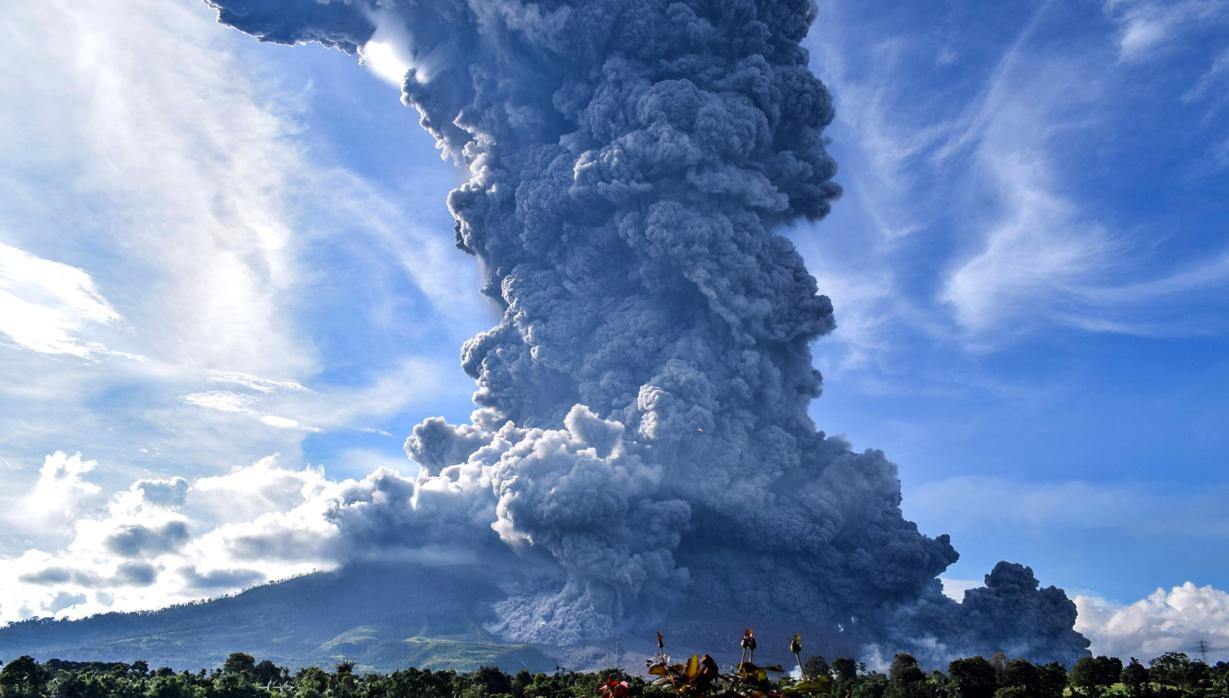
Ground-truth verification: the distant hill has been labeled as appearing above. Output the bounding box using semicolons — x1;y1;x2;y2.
0;562;557;673
0;562;836;674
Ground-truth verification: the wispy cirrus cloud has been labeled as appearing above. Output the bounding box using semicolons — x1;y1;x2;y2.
931;10;1229;344
183;391;257;415
0;0;320;378
1104;0;1229;63
0;243;127;360
0;0;324;485
1183;47;1229;105
207;371;308;394
181;359;447;435
0;0;479;504
803;0;1229;368
934;57;1122;342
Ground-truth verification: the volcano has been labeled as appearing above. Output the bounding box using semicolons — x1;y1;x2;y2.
0;562;559;673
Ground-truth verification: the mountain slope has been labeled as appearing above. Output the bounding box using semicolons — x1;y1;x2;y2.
0;563;556;673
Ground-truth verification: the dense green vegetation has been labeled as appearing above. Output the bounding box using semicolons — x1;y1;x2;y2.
1;637;1226;698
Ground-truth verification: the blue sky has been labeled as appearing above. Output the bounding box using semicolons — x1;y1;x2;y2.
801;0;1229;597
0;0;1226;660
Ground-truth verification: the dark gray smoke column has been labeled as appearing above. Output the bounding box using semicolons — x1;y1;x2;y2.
206;0;1089;665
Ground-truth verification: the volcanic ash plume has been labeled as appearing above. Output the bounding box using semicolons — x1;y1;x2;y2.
206;0;1089;665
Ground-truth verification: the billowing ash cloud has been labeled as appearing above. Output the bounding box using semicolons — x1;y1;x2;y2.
204;0;1089;665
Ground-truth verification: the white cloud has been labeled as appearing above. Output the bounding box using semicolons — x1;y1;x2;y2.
259;415;317;431
1116;17;1169;61
124;477;190;509
939;154;1118;339
183;391;257;414
1183;47;1229;104
0;0;482;500
0;0;326;486
939;577;981;602
804;3;1125;359
933;22;1229;344
1104;0;1229;63
803;1;1229;364
0;0;320;378
798;8;959;374
930;36;1126;343
1062;251;1229;336
181;358;447;435
24;452;103;522
1076;582;1229;662
1215;135;1229;168
0;454;445;624
0;243;122;359
318;171;489;328
943;568;1229;662
207;371;307;394
188;455;331;524
809;34;947;242
359;13;415;87
334;448;419;476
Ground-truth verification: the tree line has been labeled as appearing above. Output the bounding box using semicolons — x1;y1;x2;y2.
0;647;1225;698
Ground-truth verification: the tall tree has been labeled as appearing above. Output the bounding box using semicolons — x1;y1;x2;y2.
0;656;48;698
1149;652;1192;690
833;658;859;684
885;654;928;698
948;657;997;698
1069;656;1121;698
1035;663;1067;698
220;653;256;676
1120;658;1148;698
802;656;831;681
1000;659;1039;695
